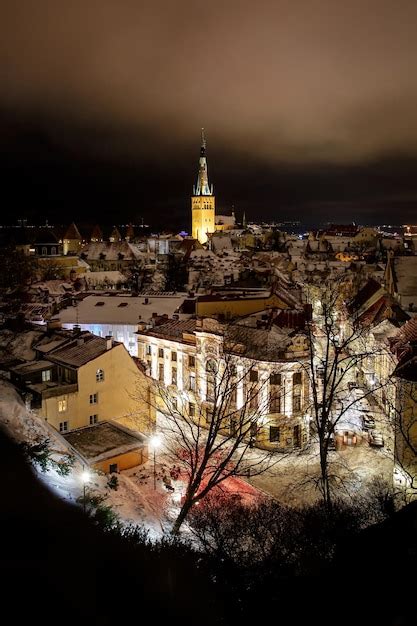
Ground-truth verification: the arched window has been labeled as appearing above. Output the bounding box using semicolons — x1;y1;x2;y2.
96;369;104;382
42;247;47;255
51;246;56;255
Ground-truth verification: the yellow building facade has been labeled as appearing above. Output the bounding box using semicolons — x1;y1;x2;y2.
34;340;153;435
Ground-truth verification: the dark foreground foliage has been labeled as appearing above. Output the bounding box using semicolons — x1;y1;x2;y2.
2;427;417;626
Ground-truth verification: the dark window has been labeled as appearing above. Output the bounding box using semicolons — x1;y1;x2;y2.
189;373;196;391
189;402;195;417
89;393;98;404
171;351;177;362
118;302;128;307
146;345;152;355
95;301;105;306
269;393;281;413
171;367;177;385
270;373;281;386
109;464;118;474
249;370;258;382
293;372;302;385
189;355;195;367
89;414;98;425
59;421;69;433
159;363;164;382
269;426;280;442
158;348;164;358
96;369;104;382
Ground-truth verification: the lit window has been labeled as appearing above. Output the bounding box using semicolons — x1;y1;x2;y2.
59;421;69;433
96;369;104;382
89;414;98;425
42;370;51;382
58;399;67;412
89;393;98;404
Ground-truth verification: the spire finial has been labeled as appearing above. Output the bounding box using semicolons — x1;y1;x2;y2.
201;127;206;150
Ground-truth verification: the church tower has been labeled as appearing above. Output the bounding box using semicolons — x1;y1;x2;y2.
191;129;215;244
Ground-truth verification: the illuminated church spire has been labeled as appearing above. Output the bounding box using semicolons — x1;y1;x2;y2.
191;128;216;244
193;128;213;196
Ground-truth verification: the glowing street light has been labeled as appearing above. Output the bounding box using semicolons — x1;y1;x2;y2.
81;468;90;514
149;434;162;490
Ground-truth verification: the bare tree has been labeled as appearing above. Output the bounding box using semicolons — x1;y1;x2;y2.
302;276;391;509
143;324;290;533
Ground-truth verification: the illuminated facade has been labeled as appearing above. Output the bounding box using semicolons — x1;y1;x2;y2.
191;129;215;244
137;317;310;452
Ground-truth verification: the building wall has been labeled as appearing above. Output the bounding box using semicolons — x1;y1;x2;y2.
63;238;82;256
196;293;292;318
137;330;310;452
192;195;215;244
62;322;138;356
40;344;153;434
93;448;148;473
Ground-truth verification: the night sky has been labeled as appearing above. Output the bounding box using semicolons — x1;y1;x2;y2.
2;1;417;229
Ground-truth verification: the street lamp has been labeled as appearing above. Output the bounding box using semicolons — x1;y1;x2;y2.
81;468;90;514
149;434;162;490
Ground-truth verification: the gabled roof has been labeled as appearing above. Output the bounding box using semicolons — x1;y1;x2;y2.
46;333;121;368
348;278;383;314
90;224;103;241
63;222;82;240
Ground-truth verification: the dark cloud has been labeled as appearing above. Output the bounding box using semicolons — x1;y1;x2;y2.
1;1;417;225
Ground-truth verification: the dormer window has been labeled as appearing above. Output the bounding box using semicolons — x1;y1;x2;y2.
96;369;104;382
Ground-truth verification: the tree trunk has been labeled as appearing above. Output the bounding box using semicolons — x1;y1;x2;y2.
319;442;332;510
171;495;194;534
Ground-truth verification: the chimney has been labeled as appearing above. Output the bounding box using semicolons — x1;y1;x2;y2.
105;335;113;350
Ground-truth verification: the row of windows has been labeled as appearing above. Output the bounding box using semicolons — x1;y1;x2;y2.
59;415;98;433
157;364;302;401
168;407;301;446
146;345;195;367
148;352;302;387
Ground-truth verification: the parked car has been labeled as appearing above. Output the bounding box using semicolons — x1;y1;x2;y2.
368;430;384;447
362;414;375;430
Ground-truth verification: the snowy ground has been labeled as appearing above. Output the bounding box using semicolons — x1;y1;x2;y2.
0;368;395;540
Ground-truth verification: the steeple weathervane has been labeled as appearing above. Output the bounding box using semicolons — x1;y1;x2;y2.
201;127;206;156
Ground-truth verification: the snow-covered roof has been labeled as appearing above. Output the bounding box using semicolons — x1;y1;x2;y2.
47;334;121;368
63;421;145;464
85;271;127;285
58;294;188;325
